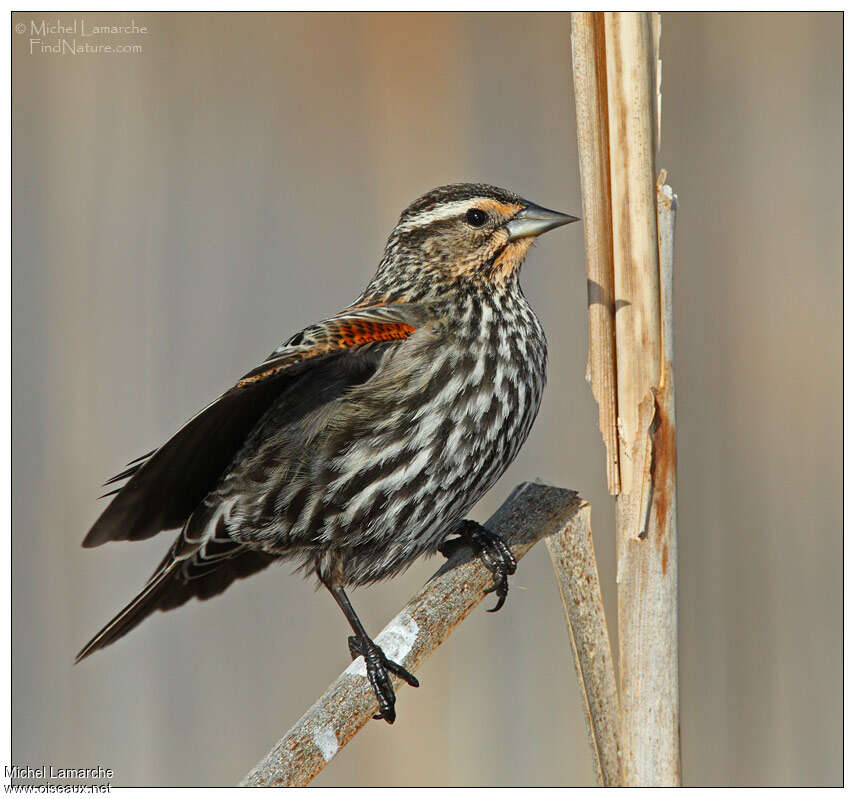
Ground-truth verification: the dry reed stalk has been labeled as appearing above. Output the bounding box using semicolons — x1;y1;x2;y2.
569;11;680;786
571;12;621;496
606;12;679;785
545;502;621;786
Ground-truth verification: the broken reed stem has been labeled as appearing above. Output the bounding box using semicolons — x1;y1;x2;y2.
657;173;677;367
607;13;680;786
545;504;621;786
240;482;584;787
604;10;662;480
570;11;680;786
571;12;621;496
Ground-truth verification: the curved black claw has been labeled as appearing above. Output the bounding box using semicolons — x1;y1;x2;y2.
441;522;517;613
348;635;419;724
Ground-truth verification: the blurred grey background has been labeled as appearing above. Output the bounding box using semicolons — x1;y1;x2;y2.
12;12;841;787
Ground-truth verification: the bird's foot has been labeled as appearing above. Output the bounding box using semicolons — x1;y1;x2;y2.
439;521;517;612
347;634;419;724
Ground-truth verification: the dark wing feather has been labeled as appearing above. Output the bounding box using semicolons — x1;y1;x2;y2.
83;369;302;547
76;304;432;661
82;304;429;548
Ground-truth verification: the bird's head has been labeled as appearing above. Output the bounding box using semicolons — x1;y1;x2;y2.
365;183;578;301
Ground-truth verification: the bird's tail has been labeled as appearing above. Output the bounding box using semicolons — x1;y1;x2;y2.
76;544;278;663
75;559;180;663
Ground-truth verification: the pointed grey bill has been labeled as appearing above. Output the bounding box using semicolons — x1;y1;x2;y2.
505;202;580;241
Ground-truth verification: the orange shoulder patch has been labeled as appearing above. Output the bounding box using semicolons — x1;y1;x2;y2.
236;318;415;389
332;319;415;348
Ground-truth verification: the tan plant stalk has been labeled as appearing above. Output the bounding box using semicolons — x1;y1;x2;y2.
568;11;680;786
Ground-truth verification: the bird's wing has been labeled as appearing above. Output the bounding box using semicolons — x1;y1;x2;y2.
82;302;432;548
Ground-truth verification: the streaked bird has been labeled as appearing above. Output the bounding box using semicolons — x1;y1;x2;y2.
77;183;578;722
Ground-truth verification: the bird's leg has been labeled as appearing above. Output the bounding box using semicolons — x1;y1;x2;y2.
439;520;517;612
322;580;419;724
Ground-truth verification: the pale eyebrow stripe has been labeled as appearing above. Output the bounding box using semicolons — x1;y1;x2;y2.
398;199;484;231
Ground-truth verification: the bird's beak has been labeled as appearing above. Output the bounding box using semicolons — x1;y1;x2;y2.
505;202;579;241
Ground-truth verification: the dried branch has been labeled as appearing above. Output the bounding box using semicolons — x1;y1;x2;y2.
570;12;621;495
240;482;584;787
544;503;621;786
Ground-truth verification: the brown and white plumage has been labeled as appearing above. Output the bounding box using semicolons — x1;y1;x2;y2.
77;183;577;722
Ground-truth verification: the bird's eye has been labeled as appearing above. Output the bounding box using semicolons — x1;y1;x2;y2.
466;208;488;228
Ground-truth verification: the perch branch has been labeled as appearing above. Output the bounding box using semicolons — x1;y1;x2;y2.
240;482;584;787
545;503;621;786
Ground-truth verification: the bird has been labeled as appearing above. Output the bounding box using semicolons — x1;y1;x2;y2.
76;183;578;723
